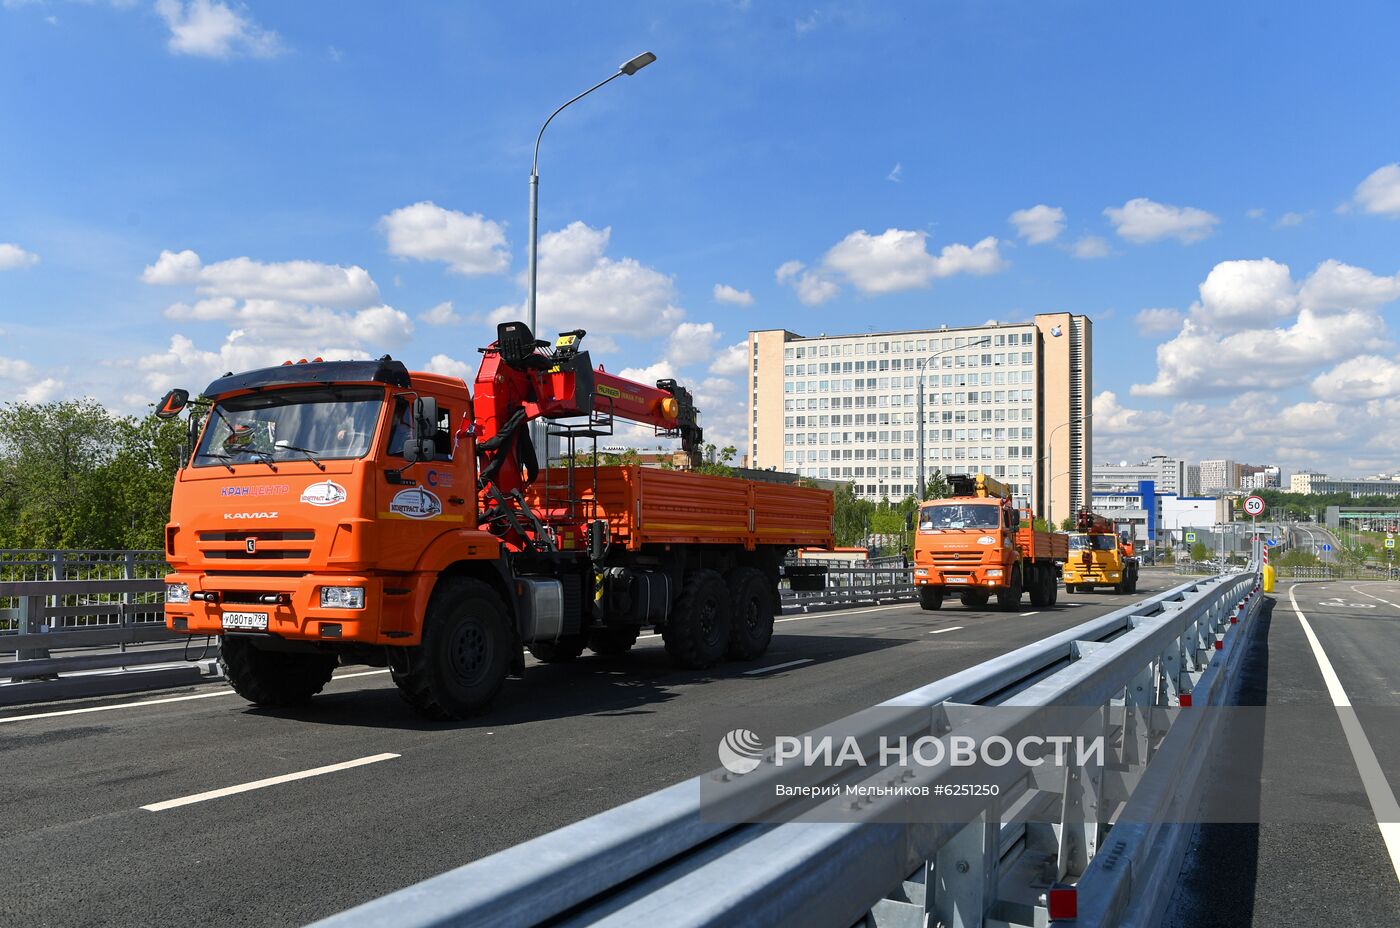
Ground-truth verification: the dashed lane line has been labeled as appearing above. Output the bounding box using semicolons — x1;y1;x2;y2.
743;659;815;676
141;753;401;812
929;626;965;635
1288;584;1400;885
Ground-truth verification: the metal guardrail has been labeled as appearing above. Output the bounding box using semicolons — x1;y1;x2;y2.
782;565;917;611
310;569;1262;928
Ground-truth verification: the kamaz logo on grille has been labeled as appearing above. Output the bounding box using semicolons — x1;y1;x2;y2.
246;538;257;554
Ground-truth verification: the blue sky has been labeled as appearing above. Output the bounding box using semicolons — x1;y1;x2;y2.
3;1;1400;474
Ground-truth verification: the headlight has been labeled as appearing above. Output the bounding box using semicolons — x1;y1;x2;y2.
986;569;1004;578
165;582;190;604
977;535;996;545
1107;572;1120;579
915;568;928;577
320;586;365;609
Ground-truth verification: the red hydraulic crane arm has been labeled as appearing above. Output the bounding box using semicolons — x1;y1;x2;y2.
471;322;702;501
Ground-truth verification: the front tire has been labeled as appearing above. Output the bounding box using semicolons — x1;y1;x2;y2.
663;570;732;669
919;586;944;611
995;568;1024;611
220;636;337;708
725;568;775;660
960;590;990;609
394;577;513;720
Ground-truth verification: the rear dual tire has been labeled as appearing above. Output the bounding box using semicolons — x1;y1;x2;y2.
663;570;733;669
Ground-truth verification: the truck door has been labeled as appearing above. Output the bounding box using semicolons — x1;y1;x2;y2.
378;395;474;563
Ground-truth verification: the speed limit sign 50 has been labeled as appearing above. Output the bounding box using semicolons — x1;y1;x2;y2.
1244;495;1266;517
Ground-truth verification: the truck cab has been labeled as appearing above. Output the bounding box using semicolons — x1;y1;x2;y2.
1063;511;1139;594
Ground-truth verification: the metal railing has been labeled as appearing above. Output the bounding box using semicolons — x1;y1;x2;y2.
782;565;917;611
310;570;1263;928
0;549;197;679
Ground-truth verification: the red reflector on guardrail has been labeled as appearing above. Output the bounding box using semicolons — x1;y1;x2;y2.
1048;886;1078;919
1179;693;1193;707
1214;639;1224;650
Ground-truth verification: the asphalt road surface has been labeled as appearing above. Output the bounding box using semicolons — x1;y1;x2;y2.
2;577;1181;928
1288;523;1341;563
1166;580;1400;927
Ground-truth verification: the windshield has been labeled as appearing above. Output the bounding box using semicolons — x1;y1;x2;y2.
1069;534;1118;551
919;503;1001;531
193;386;385;467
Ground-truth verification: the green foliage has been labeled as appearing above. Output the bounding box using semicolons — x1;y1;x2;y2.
693;443;738;477
832;483;874;547
1032;517;1049;532
1190;541;1210;562
0;400;187;550
1059;516;1074;531
1276;548;1320;569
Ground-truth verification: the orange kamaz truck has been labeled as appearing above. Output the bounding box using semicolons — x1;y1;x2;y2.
157;322;833;719
912;473;1068;611
1062;510;1140;594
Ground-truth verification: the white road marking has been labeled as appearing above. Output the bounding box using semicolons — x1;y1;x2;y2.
0;668;391;725
743;659;814;676
1352;586;1400;611
638;602;914;640
929;626;965;635
1288;584;1400;885
1020;611;1040;617
141;752;400;812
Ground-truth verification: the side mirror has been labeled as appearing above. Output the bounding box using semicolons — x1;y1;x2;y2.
403;396;439;463
156;388;190;420
905;513;914;531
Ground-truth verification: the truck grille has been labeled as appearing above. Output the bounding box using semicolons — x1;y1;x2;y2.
198;530;315;561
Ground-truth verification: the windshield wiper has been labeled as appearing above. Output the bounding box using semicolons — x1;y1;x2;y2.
274;444;326;470
197;453;236;473
228;447;278;471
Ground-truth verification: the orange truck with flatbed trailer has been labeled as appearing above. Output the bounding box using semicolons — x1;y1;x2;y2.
157;322;833;719
911;473;1068;611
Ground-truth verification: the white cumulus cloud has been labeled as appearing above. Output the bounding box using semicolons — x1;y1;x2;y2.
1008;204;1065;244
1296;259;1400;312
1311;355;1400;401
154;0;283;59
1194;258;1297;330
821;229;1006;294
709;341;748;376
713;283;753;306
143;249;380;306
666;321;721;366
379;201;510;277
1353;163;1400;217
1104;197;1219;244
422;354;474;379
419;301;461;325
0;243;39;270
775;259;840;305
488;222;683;338
1134;307;1183;335
1070;235;1110;259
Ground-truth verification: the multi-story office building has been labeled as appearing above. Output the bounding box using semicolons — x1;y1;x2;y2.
1239;465;1280;490
1093;455;1193;496
1290;471;1322;494
747;313;1092;526
1198;459;1241;493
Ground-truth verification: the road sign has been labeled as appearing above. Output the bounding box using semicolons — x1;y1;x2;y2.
1387;538;1396;549
1185;531;1197;543
1266;538;1278;547
1322;543;1332;552
1243;495;1265;517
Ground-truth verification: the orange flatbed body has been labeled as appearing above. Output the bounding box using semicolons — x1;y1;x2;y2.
530;465;834;552
1015;526;1069;562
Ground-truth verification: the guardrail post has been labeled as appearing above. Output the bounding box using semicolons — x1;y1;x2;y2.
121;551;137;653
930;808;998;928
1121;659;1158;768
16;594;50;661
1056;705;1107;880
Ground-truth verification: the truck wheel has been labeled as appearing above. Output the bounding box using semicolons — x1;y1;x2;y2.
529;637;587;662
960;590;990;609
995;568;1024;611
663;570;732;669
219;636;337;708
1049;575;1060;605
587;628;640;656
394;577;512;720
725;568;775;660
1028;566;1051;608
919;586;944;611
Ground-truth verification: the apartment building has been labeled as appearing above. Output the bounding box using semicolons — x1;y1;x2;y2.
1093;455;1195;496
747;313;1092;526
1291;474;1400;498
1198;459;1241;493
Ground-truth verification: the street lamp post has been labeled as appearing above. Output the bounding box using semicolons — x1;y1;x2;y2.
1044;413;1090;527
915;337;991;498
526;51;656;459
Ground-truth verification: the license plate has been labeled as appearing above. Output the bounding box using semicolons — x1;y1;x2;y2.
222;611;268;630
946;577;969;584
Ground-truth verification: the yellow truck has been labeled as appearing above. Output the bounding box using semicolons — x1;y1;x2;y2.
1063;510;1139;594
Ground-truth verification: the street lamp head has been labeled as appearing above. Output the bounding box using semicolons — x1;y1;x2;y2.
621;51;657;75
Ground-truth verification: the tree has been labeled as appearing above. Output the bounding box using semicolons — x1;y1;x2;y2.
832;483;875;548
1059;516;1074;531
693;443;737;477
1190;541;1210;562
